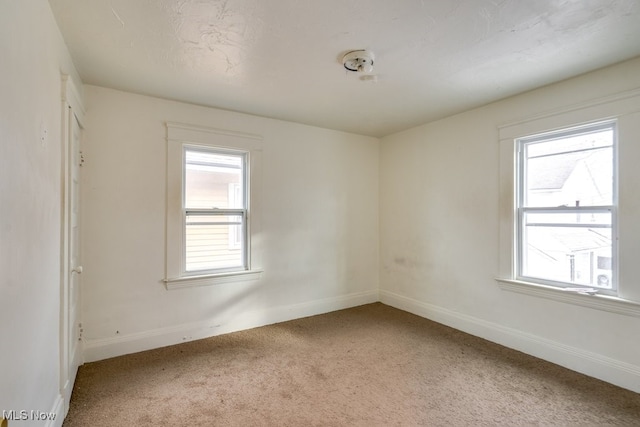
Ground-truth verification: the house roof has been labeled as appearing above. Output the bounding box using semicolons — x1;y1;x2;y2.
527;148;611;197
527;151;591;191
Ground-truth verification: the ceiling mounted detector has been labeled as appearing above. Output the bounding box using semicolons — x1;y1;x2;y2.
342;50;375;73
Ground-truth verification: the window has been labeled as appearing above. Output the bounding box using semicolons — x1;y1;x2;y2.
165;123;262;289
516;121;616;292
184;147;247;273
498;90;640;315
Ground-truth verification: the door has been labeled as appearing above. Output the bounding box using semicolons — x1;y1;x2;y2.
68;112;82;377
60;75;84;414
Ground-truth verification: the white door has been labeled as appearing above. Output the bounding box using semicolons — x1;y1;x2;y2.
60;75;84;414
68;113;82;376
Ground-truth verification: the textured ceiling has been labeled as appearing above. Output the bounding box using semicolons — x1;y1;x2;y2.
49;0;640;137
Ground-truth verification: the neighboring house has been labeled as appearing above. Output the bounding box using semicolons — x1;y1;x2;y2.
185;152;244;272
526;147;613;287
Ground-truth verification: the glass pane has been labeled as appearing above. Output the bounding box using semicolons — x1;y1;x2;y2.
526;128;613;157
523;128;613;208
185;214;244;272
184;149;244;209
521;225;612;288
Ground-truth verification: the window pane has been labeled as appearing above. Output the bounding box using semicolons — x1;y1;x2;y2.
185;214;244;272
523;129;613;208
526;128;613;157
184;149;244;209
521;225;612;288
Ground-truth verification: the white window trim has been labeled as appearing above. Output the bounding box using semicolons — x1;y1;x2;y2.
497;89;640;317
495;278;640;318
164;122;263;290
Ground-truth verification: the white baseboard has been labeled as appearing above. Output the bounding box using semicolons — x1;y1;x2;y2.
47;394;65;427
379;289;640;393
83;290;378;363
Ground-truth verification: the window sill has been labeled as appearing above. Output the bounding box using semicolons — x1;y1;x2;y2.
496;278;640;318
164;270;263;290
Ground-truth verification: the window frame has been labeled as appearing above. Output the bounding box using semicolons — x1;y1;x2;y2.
514;120;618;294
496;89;640;317
165;123;263;290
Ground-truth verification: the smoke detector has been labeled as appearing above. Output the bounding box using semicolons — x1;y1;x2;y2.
342;50;375;73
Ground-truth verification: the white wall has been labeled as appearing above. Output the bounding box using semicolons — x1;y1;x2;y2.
80;86;379;361
380;57;640;392
0;1;82;426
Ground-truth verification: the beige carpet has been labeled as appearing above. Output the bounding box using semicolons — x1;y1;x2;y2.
63;303;640;426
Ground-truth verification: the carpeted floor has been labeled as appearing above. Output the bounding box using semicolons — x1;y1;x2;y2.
63;303;640;426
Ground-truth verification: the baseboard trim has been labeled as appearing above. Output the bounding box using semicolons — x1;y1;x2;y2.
379;289;640;393
83;290;378;363
47;394;65;427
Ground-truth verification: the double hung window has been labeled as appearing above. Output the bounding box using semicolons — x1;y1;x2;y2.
498;90;640;314
184;147;247;273
515;121;616;291
165;123;262;289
